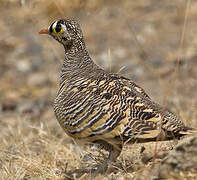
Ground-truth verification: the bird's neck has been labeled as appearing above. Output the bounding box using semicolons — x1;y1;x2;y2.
59;39;97;84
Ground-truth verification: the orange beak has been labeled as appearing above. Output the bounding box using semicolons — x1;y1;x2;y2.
39;29;49;34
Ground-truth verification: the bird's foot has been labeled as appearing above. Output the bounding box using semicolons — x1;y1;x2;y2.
90;163;108;174
90;161;117;174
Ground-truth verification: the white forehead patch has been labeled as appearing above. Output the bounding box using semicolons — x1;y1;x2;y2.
52;21;58;29
48;21;57;31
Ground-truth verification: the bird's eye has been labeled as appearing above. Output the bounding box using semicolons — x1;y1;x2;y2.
54;24;63;33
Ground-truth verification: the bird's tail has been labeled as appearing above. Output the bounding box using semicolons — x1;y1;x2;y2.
179;126;197;135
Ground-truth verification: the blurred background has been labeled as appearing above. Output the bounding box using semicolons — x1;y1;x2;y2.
0;0;197;179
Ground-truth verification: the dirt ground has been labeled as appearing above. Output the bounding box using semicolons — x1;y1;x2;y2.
0;0;197;179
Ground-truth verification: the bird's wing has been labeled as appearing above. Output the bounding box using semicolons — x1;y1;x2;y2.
109;74;187;140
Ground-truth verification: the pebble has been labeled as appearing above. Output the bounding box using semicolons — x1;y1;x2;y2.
1;99;17;111
16;59;31;73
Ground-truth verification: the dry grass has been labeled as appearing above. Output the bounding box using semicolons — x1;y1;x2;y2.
0;0;197;179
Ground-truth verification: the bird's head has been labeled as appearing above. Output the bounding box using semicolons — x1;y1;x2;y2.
39;19;83;50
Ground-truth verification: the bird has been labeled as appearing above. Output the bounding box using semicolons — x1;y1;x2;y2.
39;19;196;173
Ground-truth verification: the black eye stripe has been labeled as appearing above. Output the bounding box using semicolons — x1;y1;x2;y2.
49;23;54;33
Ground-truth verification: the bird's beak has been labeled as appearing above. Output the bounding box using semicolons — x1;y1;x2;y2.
39;29;49;34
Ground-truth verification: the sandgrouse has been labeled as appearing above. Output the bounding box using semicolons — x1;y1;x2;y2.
39;19;195;172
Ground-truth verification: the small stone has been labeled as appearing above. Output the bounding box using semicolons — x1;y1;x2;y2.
1;99;17;111
16;59;31;73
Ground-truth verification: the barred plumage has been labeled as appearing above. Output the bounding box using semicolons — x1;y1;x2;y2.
40;19;196;172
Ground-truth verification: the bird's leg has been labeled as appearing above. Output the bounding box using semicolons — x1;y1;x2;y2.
106;145;121;173
90;141;122;174
108;146;121;163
